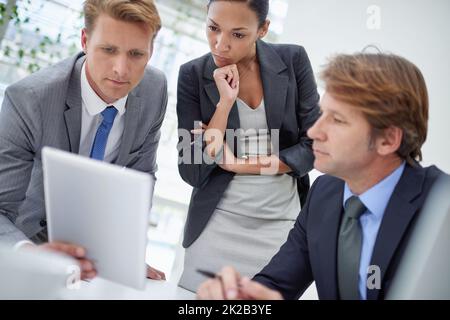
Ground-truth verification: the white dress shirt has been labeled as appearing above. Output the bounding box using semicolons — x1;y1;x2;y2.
78;61;127;163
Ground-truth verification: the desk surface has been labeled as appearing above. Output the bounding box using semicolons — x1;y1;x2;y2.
62;277;196;300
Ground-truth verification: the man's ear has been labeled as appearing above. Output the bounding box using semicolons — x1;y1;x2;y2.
376;126;403;156
81;28;88;54
148;32;156;59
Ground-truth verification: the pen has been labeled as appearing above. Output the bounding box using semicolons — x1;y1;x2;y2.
196;268;219;279
196;269;243;289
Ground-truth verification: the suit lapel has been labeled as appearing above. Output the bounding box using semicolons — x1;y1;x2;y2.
256;40;288;131
64;55;85;154
203;55;240;130
115;92;142;166
367;165;424;300
316;180;345;299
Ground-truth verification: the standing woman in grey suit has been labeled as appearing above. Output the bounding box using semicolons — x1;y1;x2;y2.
176;0;320;292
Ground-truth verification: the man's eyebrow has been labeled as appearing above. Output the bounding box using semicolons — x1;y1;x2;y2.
329;110;347;119
319;105;347;119
98;43;117;48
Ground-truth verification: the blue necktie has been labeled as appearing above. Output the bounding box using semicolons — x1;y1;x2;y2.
90;106;118;160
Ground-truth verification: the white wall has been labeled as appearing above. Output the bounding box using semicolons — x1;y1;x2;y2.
280;0;450;172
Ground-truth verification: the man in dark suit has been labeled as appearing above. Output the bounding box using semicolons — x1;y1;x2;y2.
0;0;166;280
196;52;446;300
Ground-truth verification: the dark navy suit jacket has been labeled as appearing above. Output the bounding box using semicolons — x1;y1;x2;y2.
177;40;320;248
253;164;445;300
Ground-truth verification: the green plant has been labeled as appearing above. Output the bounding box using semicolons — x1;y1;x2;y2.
0;0;80;74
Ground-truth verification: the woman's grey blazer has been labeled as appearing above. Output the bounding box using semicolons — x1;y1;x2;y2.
177;40;320;248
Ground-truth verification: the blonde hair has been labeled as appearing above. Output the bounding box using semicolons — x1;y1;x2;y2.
321;53;429;165
83;0;161;35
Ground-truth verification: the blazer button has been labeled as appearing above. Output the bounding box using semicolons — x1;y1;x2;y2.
40;220;47;227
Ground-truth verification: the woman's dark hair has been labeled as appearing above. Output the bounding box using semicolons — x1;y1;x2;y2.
207;0;269;28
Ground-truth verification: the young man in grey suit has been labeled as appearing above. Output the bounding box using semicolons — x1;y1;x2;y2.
197;52;447;300
0;0;167;280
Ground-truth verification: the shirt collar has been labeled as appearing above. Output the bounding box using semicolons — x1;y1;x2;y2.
343;162;406;218
80;62;127;116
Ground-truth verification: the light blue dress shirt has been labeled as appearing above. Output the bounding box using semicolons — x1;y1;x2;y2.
343;162;405;300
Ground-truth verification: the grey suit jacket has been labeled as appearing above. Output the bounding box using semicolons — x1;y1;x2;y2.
0;52;168;245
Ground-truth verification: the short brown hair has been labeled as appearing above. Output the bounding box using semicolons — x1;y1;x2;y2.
83;0;161;35
321;52;429;165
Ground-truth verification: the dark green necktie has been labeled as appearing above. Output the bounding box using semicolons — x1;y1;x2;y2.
337;196;367;300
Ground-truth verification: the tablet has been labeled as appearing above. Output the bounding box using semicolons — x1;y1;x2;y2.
42;147;154;290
